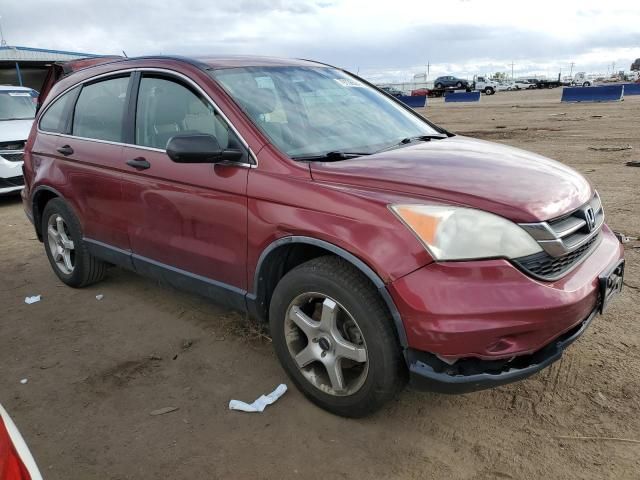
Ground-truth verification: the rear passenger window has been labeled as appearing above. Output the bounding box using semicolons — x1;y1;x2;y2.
73;76;129;142
135;76;237;150
39;87;79;133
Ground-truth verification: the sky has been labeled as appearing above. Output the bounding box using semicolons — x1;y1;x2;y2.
1;0;639;83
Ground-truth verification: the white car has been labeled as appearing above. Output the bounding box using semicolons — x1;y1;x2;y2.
511;80;536;90
0;86;37;195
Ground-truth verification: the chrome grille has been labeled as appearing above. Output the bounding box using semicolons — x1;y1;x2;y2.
0;140;25;151
513;234;601;280
515;192;604;280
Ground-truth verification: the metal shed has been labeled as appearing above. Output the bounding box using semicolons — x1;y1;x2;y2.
0;45;99;91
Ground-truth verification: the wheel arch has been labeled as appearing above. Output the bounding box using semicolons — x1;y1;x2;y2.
247;236;408;348
32;186;67;241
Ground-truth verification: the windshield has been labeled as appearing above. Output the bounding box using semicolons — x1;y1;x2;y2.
210;66;440;158
0;90;37;121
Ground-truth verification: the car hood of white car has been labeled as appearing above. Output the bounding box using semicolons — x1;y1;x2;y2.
0;119;34;143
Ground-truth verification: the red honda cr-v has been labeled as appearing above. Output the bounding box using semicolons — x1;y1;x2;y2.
22;55;624;417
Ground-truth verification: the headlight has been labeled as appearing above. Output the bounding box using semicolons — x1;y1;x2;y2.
390;204;542;261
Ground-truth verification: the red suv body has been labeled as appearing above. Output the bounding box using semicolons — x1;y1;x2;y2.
22;56;624;417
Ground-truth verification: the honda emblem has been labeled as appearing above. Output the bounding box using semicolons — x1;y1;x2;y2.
584;206;596;232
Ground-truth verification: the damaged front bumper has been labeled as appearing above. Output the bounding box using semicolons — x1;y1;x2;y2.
407;258;625;394
407;307;596;393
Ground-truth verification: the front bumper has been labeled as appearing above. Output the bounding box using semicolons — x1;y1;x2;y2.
408;305;596;393
389;224;624;393
0;154;24;195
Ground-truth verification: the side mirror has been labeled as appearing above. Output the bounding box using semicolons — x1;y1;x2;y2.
166;134;244;164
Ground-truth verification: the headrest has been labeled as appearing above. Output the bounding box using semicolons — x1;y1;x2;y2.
153;89;188;125
239;88;277;117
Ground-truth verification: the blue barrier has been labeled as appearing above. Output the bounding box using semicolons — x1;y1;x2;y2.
622;83;640;95
397;95;427;108
444;91;481;103
561;85;624;102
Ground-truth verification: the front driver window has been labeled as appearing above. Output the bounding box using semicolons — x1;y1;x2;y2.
135;76;236;150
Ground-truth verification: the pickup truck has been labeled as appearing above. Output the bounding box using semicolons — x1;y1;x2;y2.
472;76;497;95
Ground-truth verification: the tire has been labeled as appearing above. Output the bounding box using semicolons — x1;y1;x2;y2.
583;82;591;87
484;87;494;95
269;256;406;417
435;83;443;89
456;81;463;88
42;198;106;287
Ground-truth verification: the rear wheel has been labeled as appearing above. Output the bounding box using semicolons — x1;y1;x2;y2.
456;81;463;88
435;83;443;89
269;256;406;417
42;198;106;287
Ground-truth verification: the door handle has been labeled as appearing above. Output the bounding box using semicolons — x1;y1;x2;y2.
126;157;151;170
57;145;74;156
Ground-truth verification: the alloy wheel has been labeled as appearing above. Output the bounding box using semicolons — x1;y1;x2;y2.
284;293;368;396
47;214;75;274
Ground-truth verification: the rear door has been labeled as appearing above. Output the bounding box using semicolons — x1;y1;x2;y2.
34;74;130;250
120;71;250;296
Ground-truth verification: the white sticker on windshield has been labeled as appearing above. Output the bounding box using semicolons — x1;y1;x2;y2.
334;78;364;88
8;92;32;97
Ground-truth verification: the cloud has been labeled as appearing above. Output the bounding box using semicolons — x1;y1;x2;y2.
1;0;639;81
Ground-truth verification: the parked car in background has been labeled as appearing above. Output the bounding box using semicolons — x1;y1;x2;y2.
0;403;43;480
410;88;430;96
433;76;469;89
380;86;404;97
0;86;38;196
23;55;624;417
512;80;536;90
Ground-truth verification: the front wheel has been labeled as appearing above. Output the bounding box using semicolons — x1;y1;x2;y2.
269;256;406;417
484;87;495;95
435;83;443;89
456;81;463;88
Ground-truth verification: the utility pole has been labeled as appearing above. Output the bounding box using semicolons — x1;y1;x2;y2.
509;61;515;81
0;16;7;47
425;61;430;82
569;62;575;77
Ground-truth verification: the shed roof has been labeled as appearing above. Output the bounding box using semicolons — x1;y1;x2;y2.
0;45;99;62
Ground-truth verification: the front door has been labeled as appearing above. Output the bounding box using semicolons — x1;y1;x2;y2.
120;72;250;301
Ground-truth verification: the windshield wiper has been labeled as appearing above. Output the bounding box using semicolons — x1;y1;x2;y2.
373;134;447;154
292;151;371;162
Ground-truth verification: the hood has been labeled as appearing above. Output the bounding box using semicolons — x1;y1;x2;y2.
310;136;592;223
0;119;34;144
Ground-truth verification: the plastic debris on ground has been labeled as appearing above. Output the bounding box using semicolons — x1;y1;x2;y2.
24;296;41;305
229;384;288;413
96;294;104;300
149;406;179;416
20;379;28;385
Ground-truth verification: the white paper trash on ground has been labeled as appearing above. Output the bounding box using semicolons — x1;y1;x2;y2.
229;384;287;413
24;295;41;305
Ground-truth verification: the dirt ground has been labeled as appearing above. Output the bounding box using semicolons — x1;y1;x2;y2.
1;88;639;480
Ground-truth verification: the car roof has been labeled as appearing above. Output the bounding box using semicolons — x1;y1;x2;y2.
193;55;327;69
87;54;327;71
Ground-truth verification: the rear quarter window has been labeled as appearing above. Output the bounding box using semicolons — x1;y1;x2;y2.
39;87;79;133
